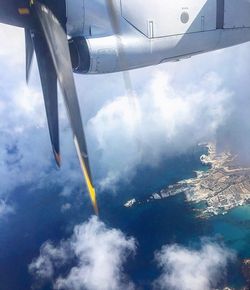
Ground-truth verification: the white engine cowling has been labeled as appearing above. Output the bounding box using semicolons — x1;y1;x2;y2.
68;0;250;75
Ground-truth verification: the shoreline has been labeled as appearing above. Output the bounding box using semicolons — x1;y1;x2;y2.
124;143;250;218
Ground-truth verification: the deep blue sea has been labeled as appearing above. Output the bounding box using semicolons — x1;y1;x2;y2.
0;146;249;290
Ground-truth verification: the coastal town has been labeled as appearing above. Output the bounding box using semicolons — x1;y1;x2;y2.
124;143;250;217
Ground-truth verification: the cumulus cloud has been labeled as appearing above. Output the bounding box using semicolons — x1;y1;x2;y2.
0;24;84;200
0;24;232;196
29;216;136;290
88;71;232;190
1;23;250;196
29;231;236;290
0;78;83;195
153;241;235;290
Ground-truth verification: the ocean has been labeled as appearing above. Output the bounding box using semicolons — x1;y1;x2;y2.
0;146;249;289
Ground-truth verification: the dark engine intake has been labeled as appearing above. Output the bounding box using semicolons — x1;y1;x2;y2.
68;37;90;74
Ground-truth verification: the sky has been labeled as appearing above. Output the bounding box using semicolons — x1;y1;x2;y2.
1;16;250;289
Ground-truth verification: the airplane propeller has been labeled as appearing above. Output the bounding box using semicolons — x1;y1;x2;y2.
0;0;137;216
105;0;134;96
24;27;34;82
105;0;142;155
18;0;98;214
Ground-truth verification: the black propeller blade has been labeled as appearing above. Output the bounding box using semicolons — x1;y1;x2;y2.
33;32;60;166
24;28;34;82
0;0;98;214
105;0;134;96
30;1;98;214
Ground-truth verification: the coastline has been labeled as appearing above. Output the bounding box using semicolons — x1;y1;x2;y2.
124;143;250;218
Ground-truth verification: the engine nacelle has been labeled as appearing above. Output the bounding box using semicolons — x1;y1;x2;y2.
69;35;121;74
68;0;250;75
69;37;90;73
69;25;250;75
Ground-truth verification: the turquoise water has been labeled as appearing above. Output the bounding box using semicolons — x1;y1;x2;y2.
211;204;250;257
0;146;249;289
203;205;250;288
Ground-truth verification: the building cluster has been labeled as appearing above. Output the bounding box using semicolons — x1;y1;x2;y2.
124;143;250;217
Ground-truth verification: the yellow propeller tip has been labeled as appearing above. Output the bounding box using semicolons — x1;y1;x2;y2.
73;137;99;215
88;186;99;216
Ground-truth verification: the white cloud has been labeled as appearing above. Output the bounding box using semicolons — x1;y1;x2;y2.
28;241;70;281
0;24;24;66
61;203;72;213
0;27;232;196
29;216;136;290
88;71;232;190
29;228;236;290
0;200;14;218
0;23;250;198
153;241;235;290
0;25;83;199
0;18;247;290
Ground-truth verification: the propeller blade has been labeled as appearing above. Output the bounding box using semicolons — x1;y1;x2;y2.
33;32;60;167
105;0;142;153
105;0;134;96
105;0;120;35
32;1;98;214
25;28;34;83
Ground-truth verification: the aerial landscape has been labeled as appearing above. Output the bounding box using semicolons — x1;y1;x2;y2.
125;143;250;218
124;143;250;289
2;1;250;290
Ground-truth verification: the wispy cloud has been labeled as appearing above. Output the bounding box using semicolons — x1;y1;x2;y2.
29;216;136;290
28;241;70;282
153;240;235;290
0;200;14;218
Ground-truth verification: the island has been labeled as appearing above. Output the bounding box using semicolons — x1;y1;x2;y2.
124;143;250;217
